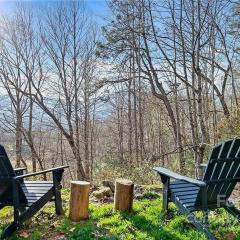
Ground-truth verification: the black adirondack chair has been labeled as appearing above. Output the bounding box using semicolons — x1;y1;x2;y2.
0;144;68;239
154;138;240;240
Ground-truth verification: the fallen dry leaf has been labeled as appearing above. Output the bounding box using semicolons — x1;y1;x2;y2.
226;232;235;240
69;227;76;232
19;231;29;238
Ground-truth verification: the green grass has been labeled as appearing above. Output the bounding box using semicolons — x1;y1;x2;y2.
1;190;240;239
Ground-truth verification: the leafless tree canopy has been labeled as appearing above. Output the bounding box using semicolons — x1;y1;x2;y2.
0;0;240;182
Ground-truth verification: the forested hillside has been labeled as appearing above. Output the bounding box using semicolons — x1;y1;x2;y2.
0;0;239;183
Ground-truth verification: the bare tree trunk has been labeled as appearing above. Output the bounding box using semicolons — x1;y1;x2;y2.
117;93;124;163
173;0;185;173
83;84;90;180
90;99;96;181
127;73;133;166
196;0;210;166
15;108;23;167
28;79;36;172
132;57;139;166
138;63;144;164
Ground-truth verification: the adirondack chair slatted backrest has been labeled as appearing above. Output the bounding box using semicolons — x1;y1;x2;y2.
0;145;27;204
197;139;240;205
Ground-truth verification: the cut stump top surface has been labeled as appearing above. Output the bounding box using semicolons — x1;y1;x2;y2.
115;179;133;185
71;181;90;185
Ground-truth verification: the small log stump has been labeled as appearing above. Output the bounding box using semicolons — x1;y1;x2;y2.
114;179;134;212
69;181;90;222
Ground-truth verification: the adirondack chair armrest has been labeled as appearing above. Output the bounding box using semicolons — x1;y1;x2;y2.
153;167;206;187
14;167;27;172
14;167;27;176
14;166;69;180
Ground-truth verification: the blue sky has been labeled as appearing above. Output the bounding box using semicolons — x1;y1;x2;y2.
0;0;108;24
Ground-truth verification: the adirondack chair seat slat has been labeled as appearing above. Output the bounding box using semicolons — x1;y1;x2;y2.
175;196;197;205
154;139;240;240
170;186;199;193
179;198;196;204
169;182;197;189
175;194;197;200
22;184;53;187
25;190;55;206
183;202;196;208
24;181;53;184
22;181;54;187
21;188;53;193
24;192;49;197
21;181;53;190
0;144;68;239
170;180;199;211
21;181;54;206
171;190;199;196
22;186;54;190
22;186;53;190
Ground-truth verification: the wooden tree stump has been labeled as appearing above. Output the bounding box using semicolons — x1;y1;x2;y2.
114;179;134;212
69;181;90;222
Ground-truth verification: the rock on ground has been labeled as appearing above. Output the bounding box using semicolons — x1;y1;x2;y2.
92;187;113;199
102;180;115;192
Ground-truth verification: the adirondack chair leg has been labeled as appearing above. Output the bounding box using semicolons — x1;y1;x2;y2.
159;174;170;219
203;211;209;225
200;186;209;225
53;170;64;215
2;222;18;239
187;212;216;240
3;180;28;239
2;193;52;239
2;204;20;238
172;194;216;240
